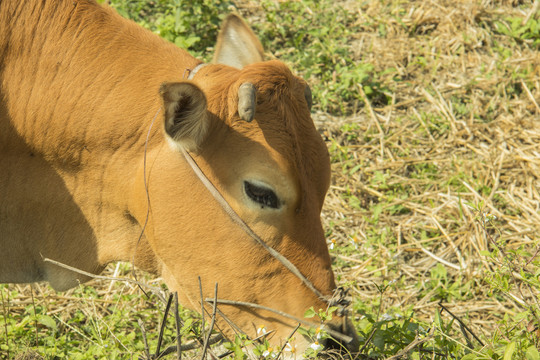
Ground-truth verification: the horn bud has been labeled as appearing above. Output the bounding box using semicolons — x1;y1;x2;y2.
238;83;256;122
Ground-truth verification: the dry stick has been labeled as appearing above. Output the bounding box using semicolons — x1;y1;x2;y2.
198;277;206;349
526;285;540;321
521;79;540;113
209;302;276;358
1;287;10;359
523;0;540;25
155;294;174;358
460;181;504;219
29;285;39;347
217;350;233;358
526;246;540;267
487;151;505;205
201;284;218;360
158;335;224;357
419;246;461;270
196;290;221;358
42;257;167;303
438;302;484;347
132;107;162;300
161;295;274;359
199;305;243;360
216;331;276;359
275;323;301;360
478;216;536;316
196;291;231;337
174;292;182;360
204;298;354;344
422;87;458;135
412;107;436;142
356;327;377;359
138;319;151;360
358;84;385;162
434;86;458;134
213;306;245;338
175;300;239;360
430;215;466;270
458;321;474;349
384;326;435;360
373;84;464;112
106;262;122;296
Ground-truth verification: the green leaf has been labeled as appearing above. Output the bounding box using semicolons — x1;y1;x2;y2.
234;345;247;359
349;164;362;175
304;307;317;318
174;36;200;49
503;341;516;360
479;250;492;257
38;314;57;331
526;346;540;360
434;309;442;327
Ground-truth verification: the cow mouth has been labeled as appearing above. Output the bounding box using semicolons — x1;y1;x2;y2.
324;318;361;355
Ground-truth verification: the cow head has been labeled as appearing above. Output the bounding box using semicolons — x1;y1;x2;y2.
132;14;358;355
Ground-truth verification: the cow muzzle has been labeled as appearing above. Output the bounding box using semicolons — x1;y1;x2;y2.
325;316;360;354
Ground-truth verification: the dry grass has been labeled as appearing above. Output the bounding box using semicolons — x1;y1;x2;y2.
313;0;540;348
2;0;539;358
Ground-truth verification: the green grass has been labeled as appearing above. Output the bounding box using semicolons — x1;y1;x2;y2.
107;0;232;59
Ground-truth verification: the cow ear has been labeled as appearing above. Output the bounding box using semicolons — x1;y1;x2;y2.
160;82;209;152
213;14;264;68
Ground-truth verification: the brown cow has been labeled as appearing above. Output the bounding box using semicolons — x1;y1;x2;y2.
0;0;358;355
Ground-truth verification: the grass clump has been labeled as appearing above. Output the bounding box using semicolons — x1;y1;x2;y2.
254;0;391;114
106;0;233;58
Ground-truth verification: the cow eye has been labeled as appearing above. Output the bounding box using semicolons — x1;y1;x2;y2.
244;181;280;209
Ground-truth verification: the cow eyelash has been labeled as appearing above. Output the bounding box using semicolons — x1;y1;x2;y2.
244;181;280;209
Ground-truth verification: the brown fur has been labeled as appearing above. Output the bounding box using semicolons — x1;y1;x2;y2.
0;0;355;352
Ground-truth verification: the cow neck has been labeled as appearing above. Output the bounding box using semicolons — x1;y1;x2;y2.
180;63;331;305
